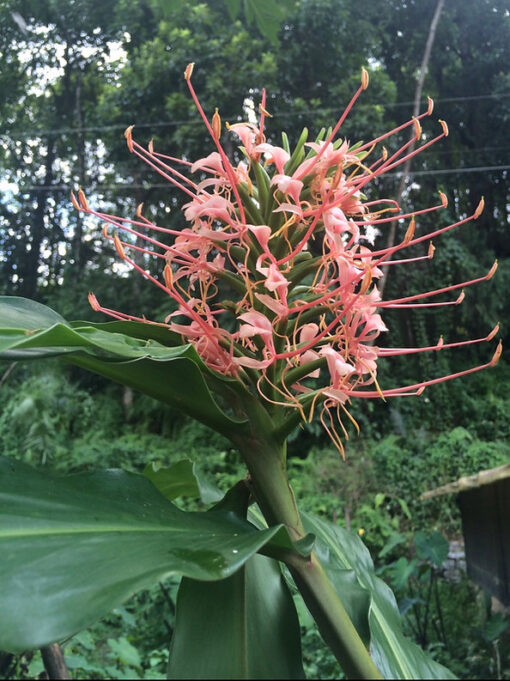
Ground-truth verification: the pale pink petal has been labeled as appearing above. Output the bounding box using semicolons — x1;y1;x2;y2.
253;143;290;174
233;355;273;369
254;293;288;317
270;174;303;203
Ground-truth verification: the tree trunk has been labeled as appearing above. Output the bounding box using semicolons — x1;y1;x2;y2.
378;0;445;300
41;643;71;680
20;137;56;299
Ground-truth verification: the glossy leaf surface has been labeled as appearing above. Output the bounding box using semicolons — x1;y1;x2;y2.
0;297;246;436
302;512;455;679
143;460;223;504
168;479;304;680
168;554;305;680
0;458;284;652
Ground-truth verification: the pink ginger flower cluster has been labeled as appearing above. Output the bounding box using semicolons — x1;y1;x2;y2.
74;63;500;452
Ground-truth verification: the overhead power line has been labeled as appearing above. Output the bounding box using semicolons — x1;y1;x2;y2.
1;93;510;140
2;164;508;194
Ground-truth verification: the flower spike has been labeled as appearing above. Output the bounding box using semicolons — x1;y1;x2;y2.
76;67;499;454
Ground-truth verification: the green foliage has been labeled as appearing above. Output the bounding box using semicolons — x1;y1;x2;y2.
379;531;510;680
0;457;292;652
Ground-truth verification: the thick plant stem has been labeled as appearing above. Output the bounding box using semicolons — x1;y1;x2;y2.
231;401;381;680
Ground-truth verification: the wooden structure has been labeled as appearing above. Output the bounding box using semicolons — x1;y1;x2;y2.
422;463;510;606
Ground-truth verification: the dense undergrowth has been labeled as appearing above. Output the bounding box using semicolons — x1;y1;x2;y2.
0;359;509;679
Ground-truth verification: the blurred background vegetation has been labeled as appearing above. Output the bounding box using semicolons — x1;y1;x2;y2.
0;0;509;678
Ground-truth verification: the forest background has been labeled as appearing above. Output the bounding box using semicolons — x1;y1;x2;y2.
0;0;509;678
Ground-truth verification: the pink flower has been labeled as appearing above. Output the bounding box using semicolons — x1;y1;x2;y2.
77;64;500;453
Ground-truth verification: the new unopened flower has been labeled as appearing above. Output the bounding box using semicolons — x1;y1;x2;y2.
73;65;500;454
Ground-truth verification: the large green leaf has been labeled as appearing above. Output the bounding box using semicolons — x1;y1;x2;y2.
413;531;449;568
168;479;304;680
302;513;456;679
168;555;305;680
0;458;285;652
143;460;223;504
0;297;246;437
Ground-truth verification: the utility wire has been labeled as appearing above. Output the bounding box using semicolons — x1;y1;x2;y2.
2;164;509;193
1;92;509;139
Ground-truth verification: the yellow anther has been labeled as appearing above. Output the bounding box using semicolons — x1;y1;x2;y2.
212;108;221;139
164;264;173;289
361;67;369;90
439;190;448;208
124;125;134;152
474;197;485;219
113;234;126;260
78;188;89;211
258;103;273;118
413;117;422;140
487;260;498;280
439;119;449;136
70;191;80;211
428;242;435;259
487;323;500;341
427;97;434;115
136;203;144;217
404;216;415;244
491;340;503;367
184;63;195;81
88;292;100;311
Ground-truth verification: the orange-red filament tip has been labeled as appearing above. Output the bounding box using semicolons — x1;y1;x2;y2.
70;191;80;211
77;188;89;211
439;119;449;136
113;234;126;260
184;62;195;81
413;118;422;140
88;292;100;311
212;108;221;139
164;264;173;289
491;341;503;367
124;126;134;153
361;67;369;90
258;103;273;118
487;260;498;280
474;197;485;219
488;323;500;341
